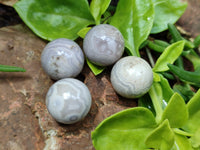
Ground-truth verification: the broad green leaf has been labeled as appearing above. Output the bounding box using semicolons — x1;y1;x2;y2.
151;0;187;33
171;134;193;150
145;119;174;150
183;89;200;133
187;88;200;119
161;93;188;128
190;127;200;149
14;0;95;41
86;59;105;76
77;27;91;38
92;107;157;150
183;89;200;148
90;0;111;24
153;41;185;72
110;0;154;56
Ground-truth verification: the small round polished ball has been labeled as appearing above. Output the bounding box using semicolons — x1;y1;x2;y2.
46;78;92;124
41;38;84;80
111;56;153;98
83;24;124;66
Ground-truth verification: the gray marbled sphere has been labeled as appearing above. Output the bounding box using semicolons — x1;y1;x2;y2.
46;78;92;124
41;38;84;80
111;56;153;98
83;24;124;66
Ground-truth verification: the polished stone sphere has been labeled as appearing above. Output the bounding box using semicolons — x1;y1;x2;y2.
83;24;124;66
41;38;84;80
46;78;92;124
111;56;153;98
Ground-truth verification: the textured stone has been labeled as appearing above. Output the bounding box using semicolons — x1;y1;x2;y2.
177;0;200;38
0;0;199;149
0;25;137;150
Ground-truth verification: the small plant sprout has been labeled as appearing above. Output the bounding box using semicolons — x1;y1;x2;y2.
41;38;84;80
111;56;153;98
83;24;124;66
46;78;92;124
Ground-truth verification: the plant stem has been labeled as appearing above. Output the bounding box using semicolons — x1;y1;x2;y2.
0;65;26;72
154;40;170;47
146;48;155;67
147;40;165;53
148;83;163;123
168;23;195;49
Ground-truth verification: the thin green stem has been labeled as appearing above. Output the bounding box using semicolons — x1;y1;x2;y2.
149;83;163;123
147;40;166;53
168;23;195;49
168;23;183;41
146;48;155;67
0;65;26;72
139;40;149;49
161;72;175;80
154;40;170;47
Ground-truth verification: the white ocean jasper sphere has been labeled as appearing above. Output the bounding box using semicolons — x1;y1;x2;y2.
83;24;124;66
111;56;153;98
46;78;92;124
41;38;84;80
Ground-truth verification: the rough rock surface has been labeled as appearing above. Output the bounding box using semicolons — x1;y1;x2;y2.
0;0;199;149
0;25;137;150
177;0;200;38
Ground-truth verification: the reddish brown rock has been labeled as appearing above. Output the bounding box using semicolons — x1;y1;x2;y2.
0;0;199;149
177;0;200;38
0;25;137;150
0;25;47;150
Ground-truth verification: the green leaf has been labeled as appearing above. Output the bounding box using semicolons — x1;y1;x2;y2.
151;0;187;34
194;35;200;48
173;83;195;102
171;134;193;150
173;128;193;137
159;74;174;103
86;59;105;76
14;0;95;41
145;119;174;150
153;72;161;82
77;27;91;38
161;93;188;128
184;89;200;133
110;0;154;56
0;65;26;72
90;0;111;24
183;89;200;148
153;40;185;72
190;127;200;149
92;107;157;150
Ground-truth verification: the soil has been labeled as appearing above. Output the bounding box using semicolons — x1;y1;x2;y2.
0;1;199;150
